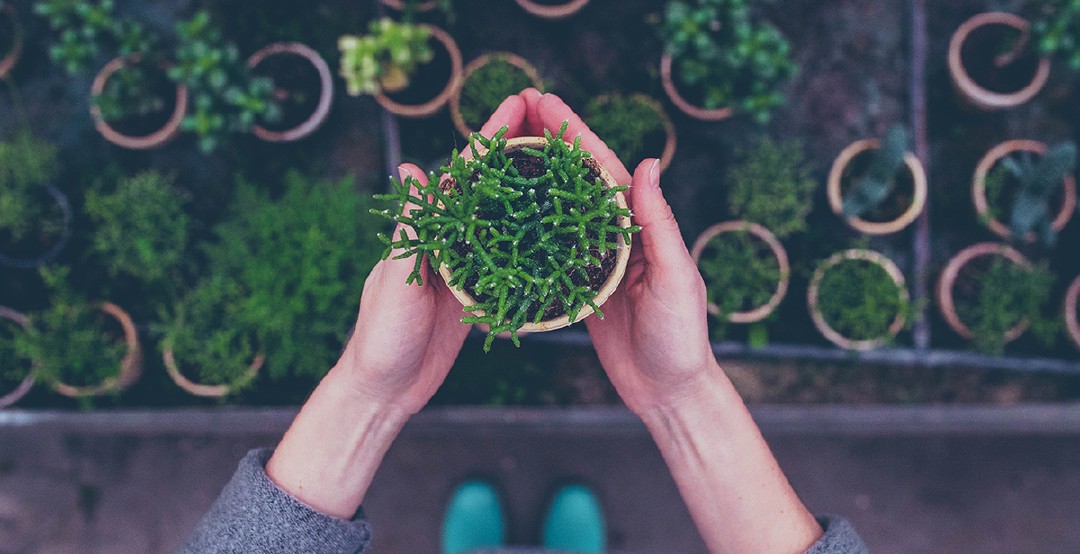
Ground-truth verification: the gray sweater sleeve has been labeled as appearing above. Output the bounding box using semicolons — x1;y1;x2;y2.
179;448;373;553
181;448;866;554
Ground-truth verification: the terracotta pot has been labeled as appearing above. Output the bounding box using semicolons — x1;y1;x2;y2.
660;53;733;122
0;4;23;79
0;306;33;409
947;12;1051;110
827;138;928;235
588;93;678;174
1065;275;1080;351
247;42;334;142
807;249;909;351
937;242;1031;343
379;0;439;12
514;0;590;20
0;184;72;269
436;137;633;332
450;52;544;138
163;345;264;398
373;25;463;118
972;139;1077;242
690;221;790;324
90;56;188;150
52;302;142;398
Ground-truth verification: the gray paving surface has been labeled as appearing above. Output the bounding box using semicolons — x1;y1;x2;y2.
2;407;1080;553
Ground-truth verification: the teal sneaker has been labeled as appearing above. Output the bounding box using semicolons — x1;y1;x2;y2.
541;483;606;553
441;479;507;554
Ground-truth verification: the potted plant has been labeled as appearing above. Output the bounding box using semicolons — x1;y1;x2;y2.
0;132;71;269
0;306;34;409
585;93;677;173
376;123;638;351
690;220;789;327
1066;274;1080;351
450;52;544;138
168;11;281;153
0;2;23;78
162;276;263;398
514;0;590;20
658;0;796;123
937;242;1058;354
947;12;1051;110
91;53;189;150
17;268;142;399
35;0;122;75
338;18;463;118
827;125;928;235
245;42;334;143
1031;0;1080;70
807;249;910;351
973;139;1077;246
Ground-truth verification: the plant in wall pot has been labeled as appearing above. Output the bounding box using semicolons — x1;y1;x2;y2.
828;125;928;235
1066;273;1080;351
807;249;910;351
376;123;638;351
585;93;677;174
975;140;1077;246
246;42;335;143
1031;0;1080;69
0;131;71;269
34;0;121;75
0;306;34;408
338;18;462;118
450;52;544;138
658;0;796;123
947;12;1051;110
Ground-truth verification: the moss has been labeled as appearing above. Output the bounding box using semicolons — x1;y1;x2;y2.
955;257;1059;354
696;228;783;324
816;257;906;343
585;95;666;169
459;58;537;131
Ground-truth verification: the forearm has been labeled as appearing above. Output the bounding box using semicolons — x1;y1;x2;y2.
266;366;410;519
640;362;822;554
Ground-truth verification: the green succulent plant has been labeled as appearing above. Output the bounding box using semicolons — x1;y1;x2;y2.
996;141;1077;246
1031;0;1080;69
695;226;784;327
841;125;911;220
376;123;639;351
338;18;433;96
0;131;60;244
815;256;908;344
955;256;1058;354
585;94;667;170
725;138;816;239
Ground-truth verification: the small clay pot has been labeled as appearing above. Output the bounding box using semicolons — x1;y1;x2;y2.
436;136;633;332
514;0;590;20
247;42;334;143
588;93;678;174
373;25;463;118
379;0;439;12
0;184;72;269
972;139;1077;242
807;249;909;351
0;306;33;409
947;12;1051;110
690;221;790;324
827;138;928;235
1065;274;1080;352
52;302;143;398
90;56;188;150
660;53;733;122
0;4;24;79
450;52;544;138
937;242;1031;343
163;345;264;398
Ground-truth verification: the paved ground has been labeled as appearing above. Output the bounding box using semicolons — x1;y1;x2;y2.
2;406;1080;553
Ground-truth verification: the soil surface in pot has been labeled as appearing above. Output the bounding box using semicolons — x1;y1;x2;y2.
250;52;322;132
97;62;179;137
840;148;916;223
0;187;66;261
384;32;454;106
960;22;1042;94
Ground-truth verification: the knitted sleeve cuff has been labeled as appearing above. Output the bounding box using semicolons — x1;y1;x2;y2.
804;515;869;554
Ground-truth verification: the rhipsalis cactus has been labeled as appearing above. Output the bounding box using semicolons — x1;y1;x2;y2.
842;125;910;219
1001;141;1077;246
375;122;639;351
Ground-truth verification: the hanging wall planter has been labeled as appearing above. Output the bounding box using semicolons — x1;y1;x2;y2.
948;12;1051;110
90;56;188;150
450;52;544;138
0;307;34;409
690;221;790;324
807;249;909;351
514;0;590;20
937;242;1034;347
373;25;463;118
246;42;334;142
50;302;143;399
827;136;928;235
0;184;72;270
1067;274;1080;352
972;139;1077;242
585;93;677;174
0;3;23;79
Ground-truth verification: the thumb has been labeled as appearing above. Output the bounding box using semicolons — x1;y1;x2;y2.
630;158;693;273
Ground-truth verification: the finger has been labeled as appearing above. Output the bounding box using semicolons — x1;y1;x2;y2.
631;158;694;273
537;93;632;185
519;87;544;136
478;94;527;142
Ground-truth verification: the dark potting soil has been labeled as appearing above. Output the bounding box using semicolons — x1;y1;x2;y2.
960;23;1042;95
840;148;917;223
250;51;323;131
384;33;454;106
103;64;179;138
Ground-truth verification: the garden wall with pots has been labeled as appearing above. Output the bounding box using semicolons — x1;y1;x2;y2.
1;0;1079;411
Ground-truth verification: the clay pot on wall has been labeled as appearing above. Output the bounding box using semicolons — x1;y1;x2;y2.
450;52;544;138
514;0;590;20
827;138;928;235
586;93;678;174
90;56;188;150
690;221;790;324
1065;275;1080;352
247;42;334;143
659;53;732;122
51;302;143;398
936;242;1031;345
0;307;34;409
947;12;1051;110
0;3;24;79
374;25;463;118
972;139;1076;242
807;249;909;351
163;347;264;398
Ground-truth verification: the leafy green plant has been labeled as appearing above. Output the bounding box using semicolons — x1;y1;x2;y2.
84;171;189;286
459;57;537;132
203;171;385;381
955;257;1058;354
168;11;280;153
0;131;60;243
658;0;796;123
0;315;31;390
696;227;783;327
1031;0;1080;69
725;138;816;238
35;0;122;74
585;94;666;170
841;125;911;219
338;18;433;96
994;141;1077;246
815;257;908;343
376;123;639;351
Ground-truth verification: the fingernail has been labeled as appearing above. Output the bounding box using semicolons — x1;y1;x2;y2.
648;158;661;188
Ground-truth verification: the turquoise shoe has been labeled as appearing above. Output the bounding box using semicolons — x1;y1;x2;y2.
541;483;606;553
441;479;507;554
